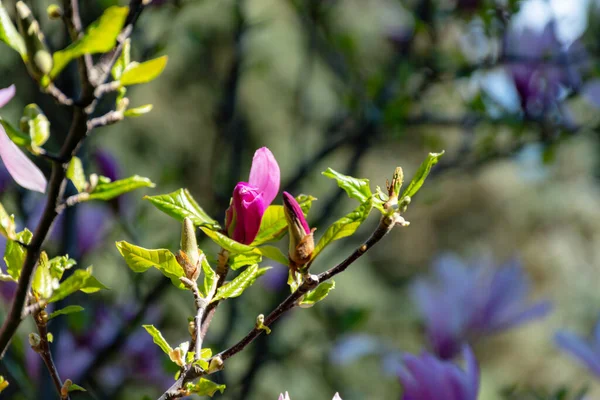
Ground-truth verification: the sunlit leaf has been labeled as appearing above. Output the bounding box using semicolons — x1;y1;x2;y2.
120;56;168;86
400;151;444;199
300;281;335;308
0;0;25;56
21;104;49;151
67;384;86;393
312;200;373;260
88;175;154;201
228;252;262;271
124;104;153;117
0;375;8;393
115;241;185;289
201;252;216;297
211;264;270;302
48;305;84;320
322;168;372;203
51;6;128;78
66;156;86;193
0;202;16;240
111;38;130;79
48;255;76;280
200;228;258;255
48;267;107;303
142;324;172;355
4;228;32;280
257;245;288;265
32;251;55;299
187;378;226;397
145;189;219;229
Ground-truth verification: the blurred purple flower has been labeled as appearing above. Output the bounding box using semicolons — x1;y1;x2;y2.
93;149;120;182
279;393;342;400
397;346;479;400
504;22;585;118
225;147;280;244
412;254;551;359
0;85;47;193
555;316;600;377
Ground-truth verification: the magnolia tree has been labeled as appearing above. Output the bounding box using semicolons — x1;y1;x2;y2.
0;0;598;399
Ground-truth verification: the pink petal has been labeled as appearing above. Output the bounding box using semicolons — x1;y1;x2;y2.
230;182;266;244
248;147;280;206
332;394;343;400
283;191;310;233
0;124;47;193
0;85;15;108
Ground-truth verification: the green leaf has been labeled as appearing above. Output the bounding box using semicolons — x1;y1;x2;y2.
111;38;130;79
124;104;153;117
0;375;8;393
0;118;30;146
115;241;185;289
119;56;168;86
32;252;55;299
323;168;372;203
88;175;154;201
200;228;258;255
48;305;84;320
201;254;216;297
0;0;25;56
313;201;373;260
48;267;107;303
212;264;270;302
257;245;288;265
0;202;16;240
251;195;316;246
4;229;32;280
51;6;128;78
66;156;86;193
300;281;335;308
142;325;172;355
48;255;76;281
228;252;262;271
21;104;49;151
145;189;219;229
400;151;444;199
187;378;226;397
67;384;86;393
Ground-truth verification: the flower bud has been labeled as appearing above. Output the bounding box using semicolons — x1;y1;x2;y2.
283;192;314;269
16;2;53;80
176;217;202;281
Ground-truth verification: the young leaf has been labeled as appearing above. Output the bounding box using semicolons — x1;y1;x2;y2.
115;241;185;289
187;378;226;397
300;281;335;308
0;118;30;146
145;188;219;229
21;104;49;151
0;202;16;240
323;168;372;203
228;252;262;271
32;251;56;299
400;151;444;199
251;195;316;246
200;228;258;255
88;175;154;201
48;255;76;280
51;6;128;78
67;384;86;393
119;56;168;86
111;38;130;79
0;0;25;56
142;325;172;355
48;305;84;320
124;104;153;117
4;228;32;280
312;200;373;260
211;264;270;302
257;245;288;265
48;267;107;303
66;156;86;193
0;375;8;393
201;254;216;297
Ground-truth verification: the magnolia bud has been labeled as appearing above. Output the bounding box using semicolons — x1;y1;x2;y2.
283;192;315;270
177;217;201;281
16;2;53;80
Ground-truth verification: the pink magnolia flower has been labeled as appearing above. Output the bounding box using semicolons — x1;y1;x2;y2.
279;393;342;400
0;85;47;193
225;147;280;244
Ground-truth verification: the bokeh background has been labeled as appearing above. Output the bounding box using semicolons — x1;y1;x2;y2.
2;0;600;398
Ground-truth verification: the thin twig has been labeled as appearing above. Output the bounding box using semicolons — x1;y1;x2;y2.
199;249;229;340
87;111;124;130
33;311;70;400
44;84;74;107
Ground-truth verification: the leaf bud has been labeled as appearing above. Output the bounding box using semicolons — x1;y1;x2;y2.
28;332;41;349
46;4;62;19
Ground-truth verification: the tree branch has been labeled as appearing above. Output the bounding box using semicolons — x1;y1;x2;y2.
33;311;70;400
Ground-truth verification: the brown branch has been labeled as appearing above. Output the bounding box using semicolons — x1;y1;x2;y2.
33;311;70;400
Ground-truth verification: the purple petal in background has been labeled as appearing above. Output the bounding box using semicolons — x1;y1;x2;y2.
0;124;46;193
0;85;15;108
248;147;280;206
555;331;600;376
582;79;600;108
